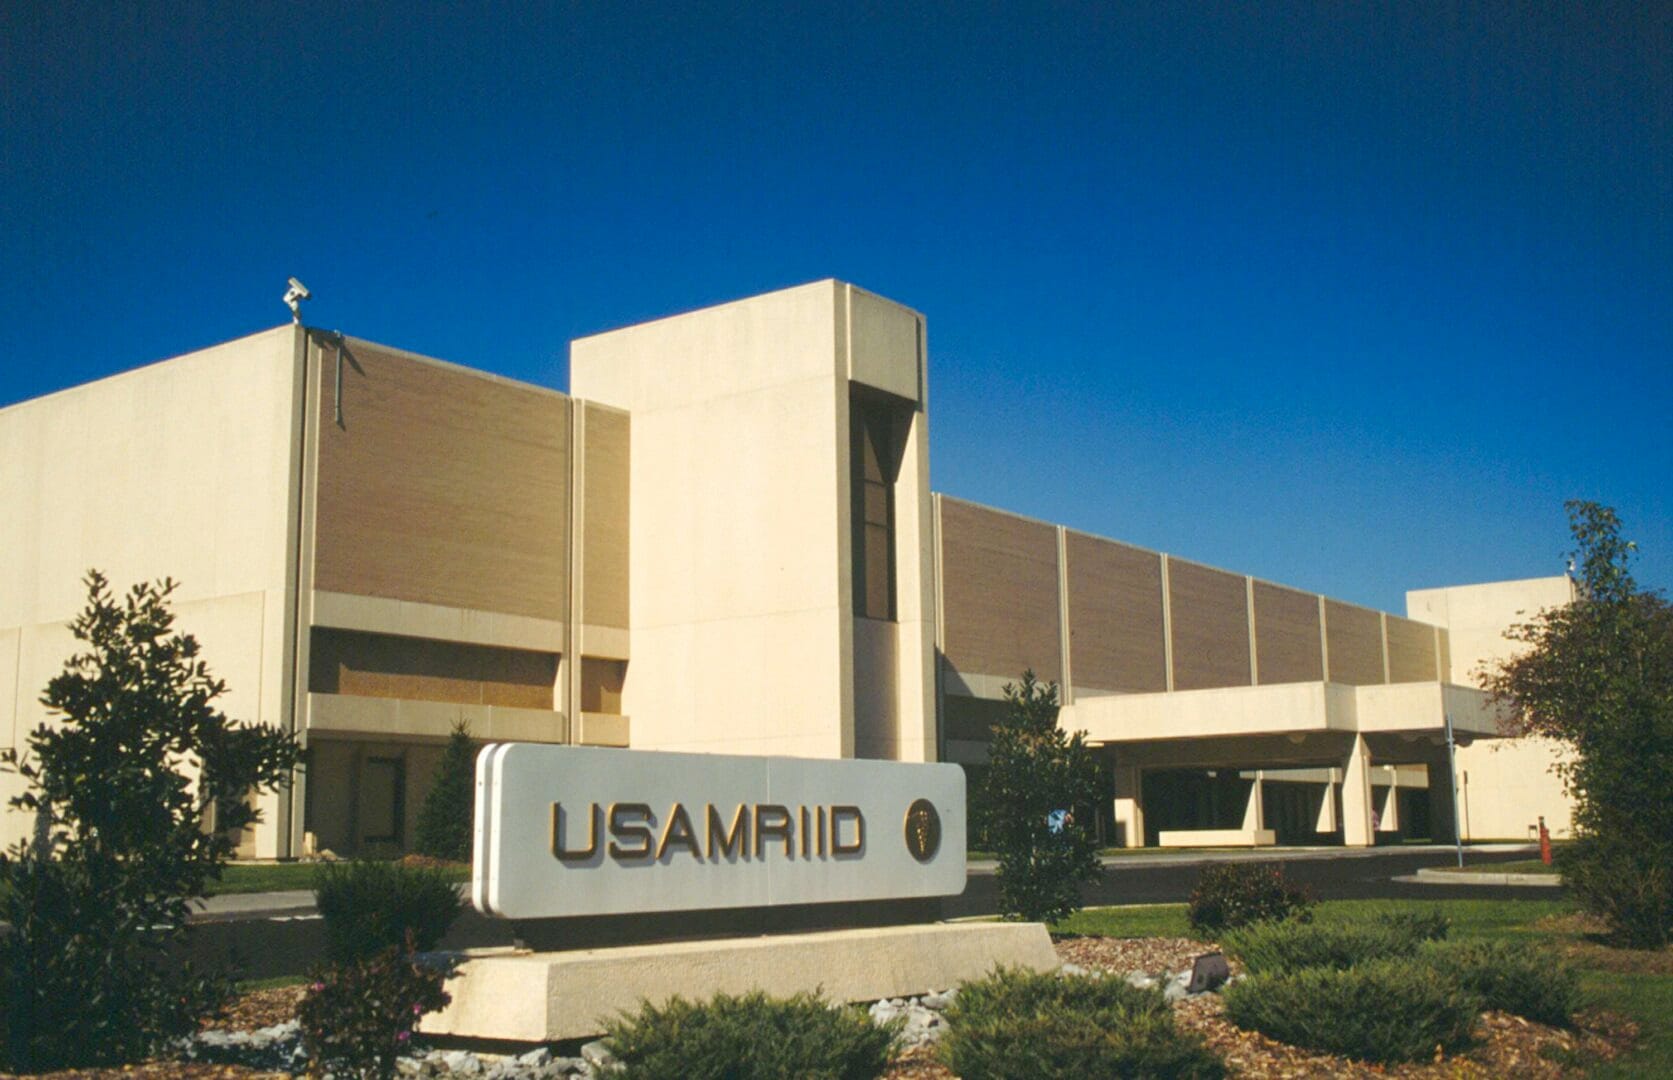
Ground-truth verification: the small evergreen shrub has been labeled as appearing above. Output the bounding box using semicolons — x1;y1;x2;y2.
298;940;452;1080
1223;958;1479;1063
314;860;461;963
1224;918;1430;975
938;967;1225;1080
601;989;897;1080
1375;908;1451;943
1420;940;1581;1027
1186;863;1313;934
413;721;477;862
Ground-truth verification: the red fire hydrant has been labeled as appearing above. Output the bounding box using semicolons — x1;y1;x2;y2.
1538;816;1553;865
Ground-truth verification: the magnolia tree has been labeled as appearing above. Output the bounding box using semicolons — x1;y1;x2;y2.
975;669;1103;923
0;572;300;1070
1486;503;1673;947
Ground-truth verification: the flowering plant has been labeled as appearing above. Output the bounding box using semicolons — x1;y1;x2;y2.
297;932;451;1079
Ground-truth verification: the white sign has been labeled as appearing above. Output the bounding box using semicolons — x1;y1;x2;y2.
472;744;967;919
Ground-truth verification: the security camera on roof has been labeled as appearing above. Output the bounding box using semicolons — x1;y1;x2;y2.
283;277;311;323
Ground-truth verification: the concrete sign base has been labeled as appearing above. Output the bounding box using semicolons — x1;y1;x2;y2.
420;921;1058;1044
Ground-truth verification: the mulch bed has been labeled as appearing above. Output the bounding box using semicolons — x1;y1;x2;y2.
6;936;1643;1079
880;935;1639;1079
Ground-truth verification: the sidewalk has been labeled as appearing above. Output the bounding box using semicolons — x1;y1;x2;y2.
1403;866;1563;888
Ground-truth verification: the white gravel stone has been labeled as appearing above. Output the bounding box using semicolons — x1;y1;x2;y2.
580;1038;617;1070
439;1048;485;1074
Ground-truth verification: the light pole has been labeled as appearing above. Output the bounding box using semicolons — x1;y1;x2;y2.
1443;712;1464;868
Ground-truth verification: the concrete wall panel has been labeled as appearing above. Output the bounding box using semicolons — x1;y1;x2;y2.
1385;614;1438;683
1065;532;1167;693
1168;560;1251;691
1252;581;1323;685
581;404;630;630
1456;736;1573;839
939;499;1061;684
313;337;571;623
1407;577;1573;689
1325;600;1384;685
571;283;861;759
846;285;923;403
0;328;301;854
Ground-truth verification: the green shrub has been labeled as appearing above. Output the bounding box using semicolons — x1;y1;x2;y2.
1223;958;1479;1062
601;989;897;1080
1374;907;1450;944
1224;917;1432;975
1420;940;1580;1027
975;671;1104;923
1185;863;1313;935
939;967;1225;1080
298;939;452;1080
314;860;462;964
1;854;232;1070
0;573;299;1072
413;721;477;862
1557;833;1672;948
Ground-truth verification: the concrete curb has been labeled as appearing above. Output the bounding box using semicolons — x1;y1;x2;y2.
1405;867;1564;887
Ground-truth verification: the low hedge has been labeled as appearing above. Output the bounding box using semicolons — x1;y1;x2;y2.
1186;863;1314;935
313;860;462;964
1224;910;1446;974
1420;940;1581;1028
939;967;1224;1080
1222;957;1479;1063
601;990;897;1080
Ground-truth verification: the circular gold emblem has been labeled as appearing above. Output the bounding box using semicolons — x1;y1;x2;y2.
904;799;941;863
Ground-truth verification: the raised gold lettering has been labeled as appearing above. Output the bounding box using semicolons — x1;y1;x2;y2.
551;802;601;863
657;802;701;859
608;802;654;860
831;805;864;855
706;803;749;859
755;803;793;859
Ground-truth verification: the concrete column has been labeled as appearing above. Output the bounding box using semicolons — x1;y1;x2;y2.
1427;757;1459;844
1342;735;1375;847
1376;767;1401;833
1314;772;1339;834
1241;771;1266;833
1112;765;1145;848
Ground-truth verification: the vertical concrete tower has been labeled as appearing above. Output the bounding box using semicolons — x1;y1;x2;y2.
570;281;936;762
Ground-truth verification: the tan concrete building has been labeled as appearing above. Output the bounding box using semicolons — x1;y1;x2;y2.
0;282;1575;857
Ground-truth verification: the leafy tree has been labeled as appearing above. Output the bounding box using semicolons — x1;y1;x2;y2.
413;719;477;861
0;571;301;1069
1485;502;1673;947
974;669;1103;922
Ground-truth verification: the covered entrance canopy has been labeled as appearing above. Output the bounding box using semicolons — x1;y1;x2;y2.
1060;680;1503;847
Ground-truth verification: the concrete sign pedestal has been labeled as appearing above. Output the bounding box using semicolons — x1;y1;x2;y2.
421;922;1058;1044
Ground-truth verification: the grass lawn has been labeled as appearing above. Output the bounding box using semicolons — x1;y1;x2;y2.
1428;857;1561;875
1052;897;1672;1076
207;860;470;895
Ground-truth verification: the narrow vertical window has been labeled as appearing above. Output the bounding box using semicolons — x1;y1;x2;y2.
851;391;901;620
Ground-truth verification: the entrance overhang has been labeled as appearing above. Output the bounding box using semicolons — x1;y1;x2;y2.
1062;680;1503;750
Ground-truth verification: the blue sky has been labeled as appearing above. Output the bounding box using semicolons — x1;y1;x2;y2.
3;3;1668;613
